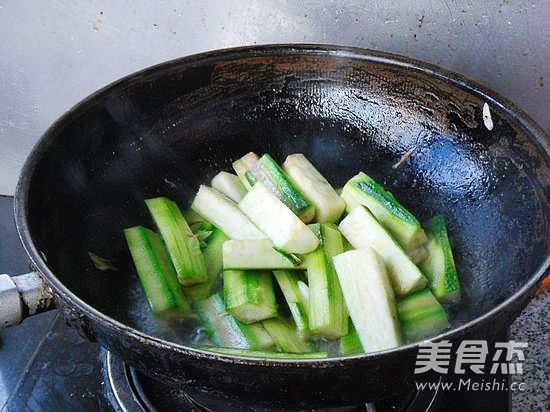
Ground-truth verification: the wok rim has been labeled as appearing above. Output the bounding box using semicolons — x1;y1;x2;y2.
14;43;550;367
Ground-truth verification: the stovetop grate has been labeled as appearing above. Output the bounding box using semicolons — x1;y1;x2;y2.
101;349;442;412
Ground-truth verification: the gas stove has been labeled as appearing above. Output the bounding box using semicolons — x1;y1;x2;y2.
101;348;444;411
0;195;510;411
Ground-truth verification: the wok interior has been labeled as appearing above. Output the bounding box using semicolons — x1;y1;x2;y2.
26;50;549;348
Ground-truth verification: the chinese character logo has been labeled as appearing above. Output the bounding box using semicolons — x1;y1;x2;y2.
414;340;527;375
490;341;528;374
415;340;453;374
454;340;488;374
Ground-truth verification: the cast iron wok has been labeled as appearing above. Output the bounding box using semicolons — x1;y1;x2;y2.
14;45;549;407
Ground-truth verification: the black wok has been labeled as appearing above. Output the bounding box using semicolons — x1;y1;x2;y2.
12;45;549;407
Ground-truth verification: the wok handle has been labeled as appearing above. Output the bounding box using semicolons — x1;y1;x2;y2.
0;272;55;329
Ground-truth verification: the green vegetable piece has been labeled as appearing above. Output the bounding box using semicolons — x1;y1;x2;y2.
145;197;207;286
420;215;461;303
262;317;314;353
224;270;278;323
397;288;450;341
196;293;274;350
88;251;117;271
304;223;348;338
340;322;364;355
273;270;310;338
341;172;427;251
185;227;229;300
124;226;191;314
249;153;315;222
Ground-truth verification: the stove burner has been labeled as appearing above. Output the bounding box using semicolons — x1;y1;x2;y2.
101;349;442;412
